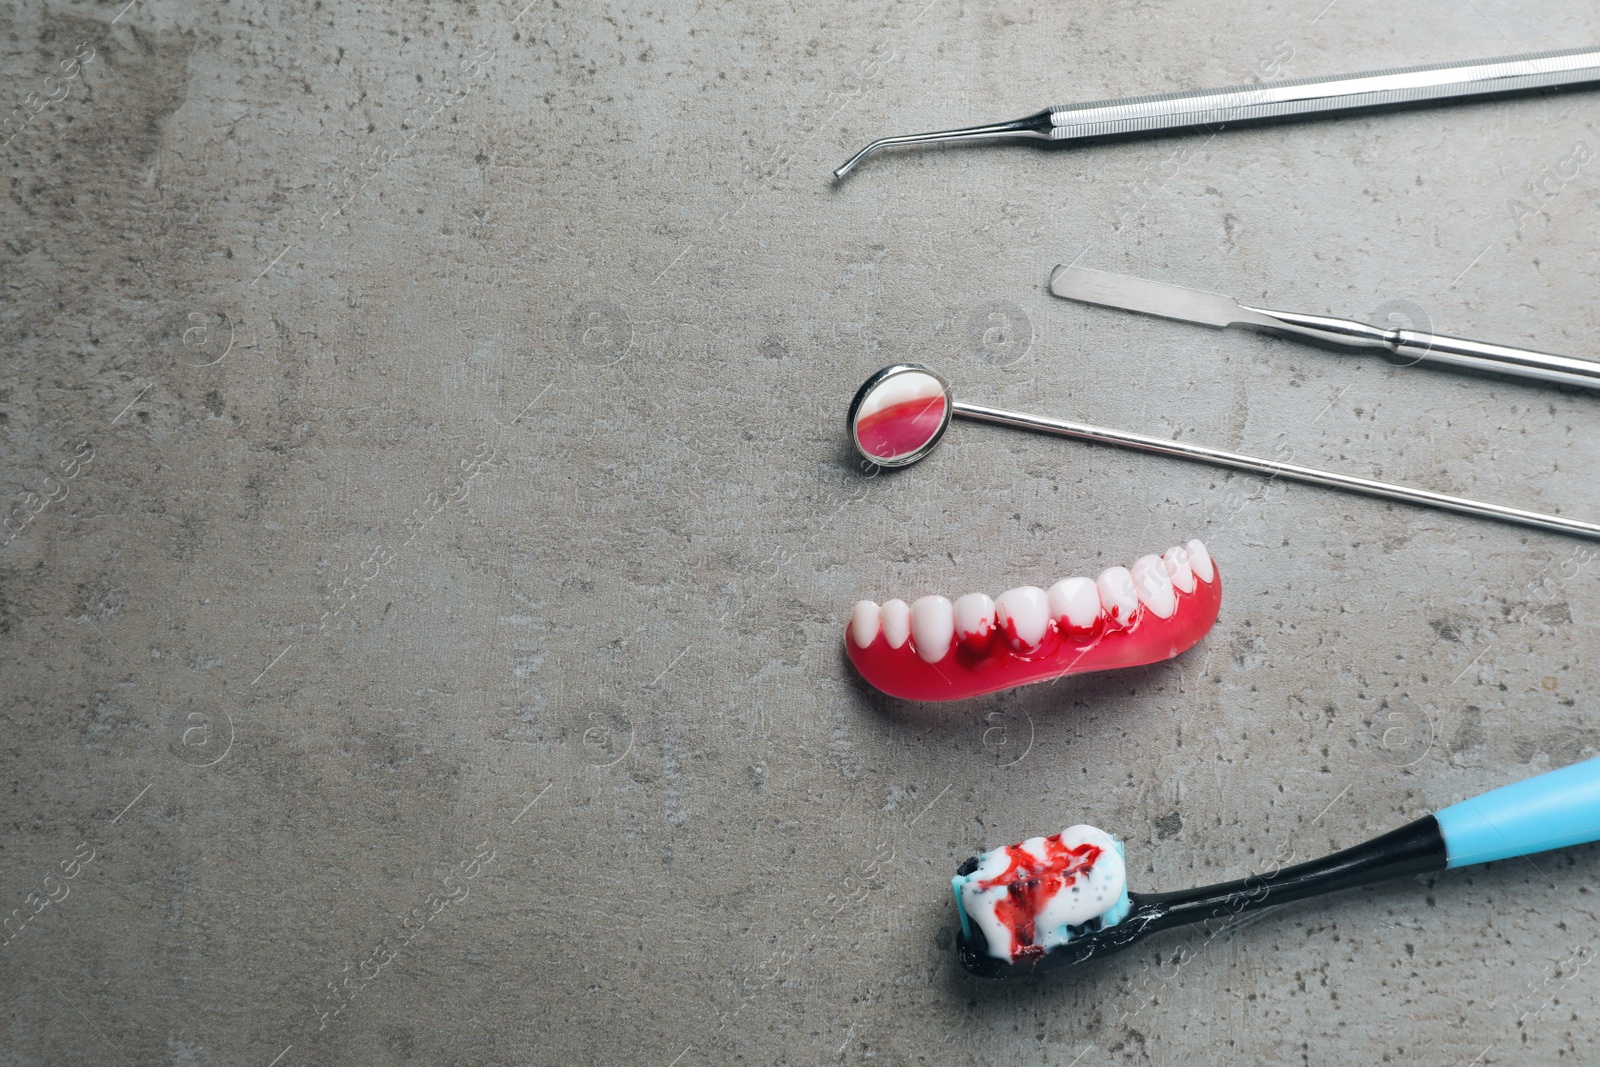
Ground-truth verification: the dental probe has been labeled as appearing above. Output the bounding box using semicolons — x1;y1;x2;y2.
833;47;1600;179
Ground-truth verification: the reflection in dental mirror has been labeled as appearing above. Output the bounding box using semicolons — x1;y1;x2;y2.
849;364;951;467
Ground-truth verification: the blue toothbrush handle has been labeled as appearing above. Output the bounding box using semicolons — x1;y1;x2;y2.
1435;756;1600;868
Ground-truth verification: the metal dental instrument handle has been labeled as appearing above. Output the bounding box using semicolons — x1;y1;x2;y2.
949;402;1600;542
1258;311;1600;391
1048;265;1600;392
833;47;1600;179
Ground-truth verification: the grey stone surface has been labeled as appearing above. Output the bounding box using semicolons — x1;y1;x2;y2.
2;0;1599;1063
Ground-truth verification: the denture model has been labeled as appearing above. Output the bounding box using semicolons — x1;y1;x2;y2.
846;539;1219;701
954;755;1600;979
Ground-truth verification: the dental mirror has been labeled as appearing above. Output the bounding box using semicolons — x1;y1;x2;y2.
848;363;953;468
848;363;1600;542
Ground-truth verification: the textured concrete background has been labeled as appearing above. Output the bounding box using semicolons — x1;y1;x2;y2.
3;0;1599;1063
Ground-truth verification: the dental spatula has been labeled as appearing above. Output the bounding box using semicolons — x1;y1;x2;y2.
1049;265;1600;393
833;47;1600;179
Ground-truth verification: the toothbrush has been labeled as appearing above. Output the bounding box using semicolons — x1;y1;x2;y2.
953;757;1600;978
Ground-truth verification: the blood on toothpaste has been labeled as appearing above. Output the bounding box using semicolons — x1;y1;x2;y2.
979;834;1105;960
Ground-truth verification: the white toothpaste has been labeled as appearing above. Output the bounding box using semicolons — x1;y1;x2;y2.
954;824;1131;961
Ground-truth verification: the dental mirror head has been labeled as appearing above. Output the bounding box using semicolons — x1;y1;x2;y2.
848;363;952;468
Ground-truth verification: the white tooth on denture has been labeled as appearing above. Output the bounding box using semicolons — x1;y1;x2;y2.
910;595;955;663
953;593;996;647
1131;555;1177;618
1047;577;1100;631
850;600;882;648
1163;546;1196;593
881;599;911;649
1095;567;1139;624
995;586;1050;652
1186;538;1215;583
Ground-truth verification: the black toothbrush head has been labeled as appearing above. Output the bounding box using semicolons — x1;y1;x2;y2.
954;866;1163;979
951;831;1146;979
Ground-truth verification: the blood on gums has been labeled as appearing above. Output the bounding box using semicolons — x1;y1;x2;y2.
998;615;1046;654
957;619;994;655
1100;605;1133;633
948;610;1128;678
1058;611;1114;645
962;608;1111;662
978;834;1105;960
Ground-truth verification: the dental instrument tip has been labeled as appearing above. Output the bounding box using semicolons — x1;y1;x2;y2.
833;112;1055;180
832;142;883;181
